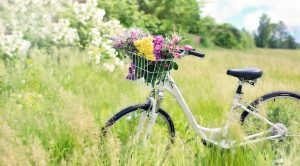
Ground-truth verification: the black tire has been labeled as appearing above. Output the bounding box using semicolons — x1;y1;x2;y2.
102;103;175;144
241;91;300;123
240;91;300;164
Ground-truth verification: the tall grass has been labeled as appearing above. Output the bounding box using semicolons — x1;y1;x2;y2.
0;47;299;165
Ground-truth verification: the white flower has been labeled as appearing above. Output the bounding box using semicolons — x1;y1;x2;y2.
49;19;79;45
95;54;101;64
114;57;124;66
19;40;31;54
91;28;100;36
103;63;115;72
92;9;105;22
0;0;125;71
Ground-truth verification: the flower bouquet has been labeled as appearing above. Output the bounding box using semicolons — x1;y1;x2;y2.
113;28;182;86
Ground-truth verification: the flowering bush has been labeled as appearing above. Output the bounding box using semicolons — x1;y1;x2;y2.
0;0;124;71
0;30;31;58
113;28;182;86
0;0;78;57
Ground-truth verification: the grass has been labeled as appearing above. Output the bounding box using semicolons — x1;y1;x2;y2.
0;47;300;165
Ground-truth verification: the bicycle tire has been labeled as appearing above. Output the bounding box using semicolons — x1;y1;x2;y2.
240;91;300;164
102;103;175;143
241;91;300;122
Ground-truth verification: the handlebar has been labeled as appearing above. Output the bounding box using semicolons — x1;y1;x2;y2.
188;50;205;58
179;45;205;58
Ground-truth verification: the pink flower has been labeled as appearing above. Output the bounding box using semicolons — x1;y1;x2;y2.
167;45;173;50
184;45;193;51
172;34;180;44
174;52;181;58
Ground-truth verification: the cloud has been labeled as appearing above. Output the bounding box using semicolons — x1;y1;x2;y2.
202;0;300;33
243;10;264;32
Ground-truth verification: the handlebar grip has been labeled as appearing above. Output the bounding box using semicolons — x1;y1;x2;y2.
188;50;205;58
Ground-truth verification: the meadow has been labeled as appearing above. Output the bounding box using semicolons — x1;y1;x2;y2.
0;48;300;165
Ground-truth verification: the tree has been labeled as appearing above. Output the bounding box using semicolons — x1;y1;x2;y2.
255;14;272;48
255;14;299;49
137;0;201;34
212;24;238;48
269;21;289;48
285;35;297;49
210;24;255;49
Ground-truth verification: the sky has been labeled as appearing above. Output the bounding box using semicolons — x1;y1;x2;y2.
201;0;300;41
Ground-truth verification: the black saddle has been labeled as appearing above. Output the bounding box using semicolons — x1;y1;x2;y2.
227;67;262;80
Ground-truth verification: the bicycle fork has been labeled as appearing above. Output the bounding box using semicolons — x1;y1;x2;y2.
134;89;163;143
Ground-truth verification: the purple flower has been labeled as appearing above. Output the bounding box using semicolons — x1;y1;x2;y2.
113;40;122;49
126;62;137;80
127;28;148;42
153;35;164;60
155;44;163;51
130;30;139;41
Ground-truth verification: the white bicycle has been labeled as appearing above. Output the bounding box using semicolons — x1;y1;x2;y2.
102;48;300;155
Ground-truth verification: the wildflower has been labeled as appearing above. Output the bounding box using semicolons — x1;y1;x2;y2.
126;62;136;80
174;52;181;58
184;45;193;51
172;34;180;44
153;35;164;60
103;63;115;72
95;54;101;64
130;30;139;41
114;57;124;66
134;36;155;61
92;9;105;22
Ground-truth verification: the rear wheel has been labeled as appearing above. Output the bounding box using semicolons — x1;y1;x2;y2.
241;91;300;164
102;104;175;146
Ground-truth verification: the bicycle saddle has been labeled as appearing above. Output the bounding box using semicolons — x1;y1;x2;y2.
227;67;262;80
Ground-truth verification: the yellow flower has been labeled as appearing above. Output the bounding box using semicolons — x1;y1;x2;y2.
134;36;155;61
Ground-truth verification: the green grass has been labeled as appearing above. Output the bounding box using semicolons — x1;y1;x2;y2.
0;47;300;165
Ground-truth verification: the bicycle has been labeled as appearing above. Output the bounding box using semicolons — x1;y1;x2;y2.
102;47;300;157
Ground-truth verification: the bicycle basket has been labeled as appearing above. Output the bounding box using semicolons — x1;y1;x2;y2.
126;51;175;87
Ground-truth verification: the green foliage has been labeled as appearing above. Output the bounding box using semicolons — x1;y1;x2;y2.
285;35;298;49
255;14;299;49
98;0;201;34
212;24;240;49
98;0;160;33
192;16;216;47
98;0;256;49
98;0;143;27
255;14;272;48
138;0;201;33
185;16;255;49
208;24;255;49
1;48;300;165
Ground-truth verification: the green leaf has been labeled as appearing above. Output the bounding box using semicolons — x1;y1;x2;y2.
173;62;178;70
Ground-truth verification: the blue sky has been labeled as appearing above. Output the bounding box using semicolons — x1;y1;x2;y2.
202;0;300;41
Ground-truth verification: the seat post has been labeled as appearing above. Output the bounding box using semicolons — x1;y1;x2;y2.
233;80;244;102
236;80;243;95
223;80;244;137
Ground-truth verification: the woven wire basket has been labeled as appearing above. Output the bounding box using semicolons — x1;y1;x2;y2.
126;51;174;87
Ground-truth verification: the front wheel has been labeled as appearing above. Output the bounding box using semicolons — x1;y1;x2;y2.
240;91;300;164
102;104;175;146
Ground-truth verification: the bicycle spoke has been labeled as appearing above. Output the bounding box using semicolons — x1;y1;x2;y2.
285;134;300;137
134;111;148;141
241;93;300;164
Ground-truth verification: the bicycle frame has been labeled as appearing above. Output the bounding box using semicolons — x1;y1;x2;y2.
141;75;285;148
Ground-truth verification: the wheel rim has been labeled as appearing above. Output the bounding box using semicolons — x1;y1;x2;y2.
242;97;300;164
104;108;173;147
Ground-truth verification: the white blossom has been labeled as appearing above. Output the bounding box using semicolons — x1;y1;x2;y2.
95;54;101;64
0;31;31;57
103;63;115;72
0;0;125;71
